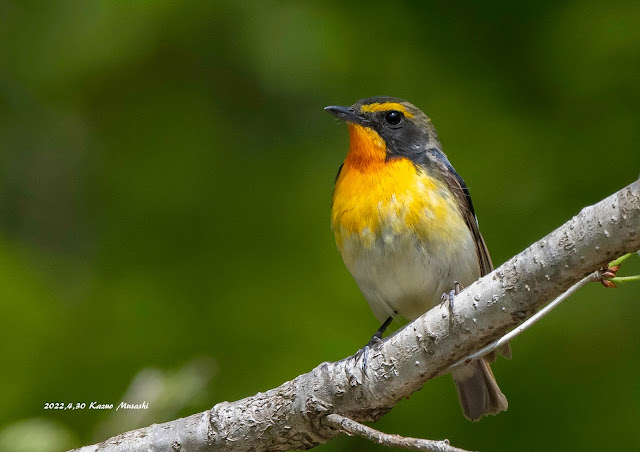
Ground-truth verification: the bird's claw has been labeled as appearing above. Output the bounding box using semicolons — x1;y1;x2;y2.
354;338;382;376
440;281;463;324
366;334;384;348
354;316;393;377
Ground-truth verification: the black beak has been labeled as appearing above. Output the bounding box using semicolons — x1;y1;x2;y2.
324;105;368;125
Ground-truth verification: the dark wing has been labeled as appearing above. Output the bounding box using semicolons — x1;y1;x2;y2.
427;154;493;276
427;154;510;359
334;162;344;183
331;163;345;209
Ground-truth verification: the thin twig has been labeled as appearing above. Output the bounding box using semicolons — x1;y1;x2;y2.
324;413;474;452
609;275;640;284
450;272;600;369
609;253;634;267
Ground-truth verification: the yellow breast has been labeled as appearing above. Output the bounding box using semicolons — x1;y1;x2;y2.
331;125;467;250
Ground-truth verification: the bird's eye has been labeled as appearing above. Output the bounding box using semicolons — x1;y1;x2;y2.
384;110;403;126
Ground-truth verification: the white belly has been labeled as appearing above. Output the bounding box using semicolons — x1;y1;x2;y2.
341;229;479;322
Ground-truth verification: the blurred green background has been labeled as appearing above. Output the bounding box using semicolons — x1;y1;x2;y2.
1;1;639;451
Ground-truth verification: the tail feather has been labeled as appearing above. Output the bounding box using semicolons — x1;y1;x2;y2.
451;358;508;421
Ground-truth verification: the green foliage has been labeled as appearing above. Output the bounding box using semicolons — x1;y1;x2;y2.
0;1;639;450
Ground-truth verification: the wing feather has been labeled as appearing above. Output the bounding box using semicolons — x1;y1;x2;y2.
426;156;493;276
426;155;511;357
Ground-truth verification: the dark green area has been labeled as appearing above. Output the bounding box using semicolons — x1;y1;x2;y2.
1;1;639;450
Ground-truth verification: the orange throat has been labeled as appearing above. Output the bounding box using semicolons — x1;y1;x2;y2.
344;124;387;169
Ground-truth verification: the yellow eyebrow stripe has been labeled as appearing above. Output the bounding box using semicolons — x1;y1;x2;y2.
360;102;414;118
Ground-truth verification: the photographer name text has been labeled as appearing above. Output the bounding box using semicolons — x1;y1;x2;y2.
44;401;149;411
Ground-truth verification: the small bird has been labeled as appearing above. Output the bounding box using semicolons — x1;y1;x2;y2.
326;96;509;421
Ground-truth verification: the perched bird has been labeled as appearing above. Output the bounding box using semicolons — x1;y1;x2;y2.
326;96;509;421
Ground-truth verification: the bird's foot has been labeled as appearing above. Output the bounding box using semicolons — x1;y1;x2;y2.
353;336;383;377
353;317;392;375
440;281;463;324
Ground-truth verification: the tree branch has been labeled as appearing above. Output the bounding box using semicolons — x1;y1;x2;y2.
324;413;474;452
449;271;599;369
71;180;640;452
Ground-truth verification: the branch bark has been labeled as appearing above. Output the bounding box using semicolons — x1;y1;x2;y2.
324;414;472;452
72;180;640;452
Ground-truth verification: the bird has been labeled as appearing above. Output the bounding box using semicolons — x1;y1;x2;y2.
326;96;509;421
